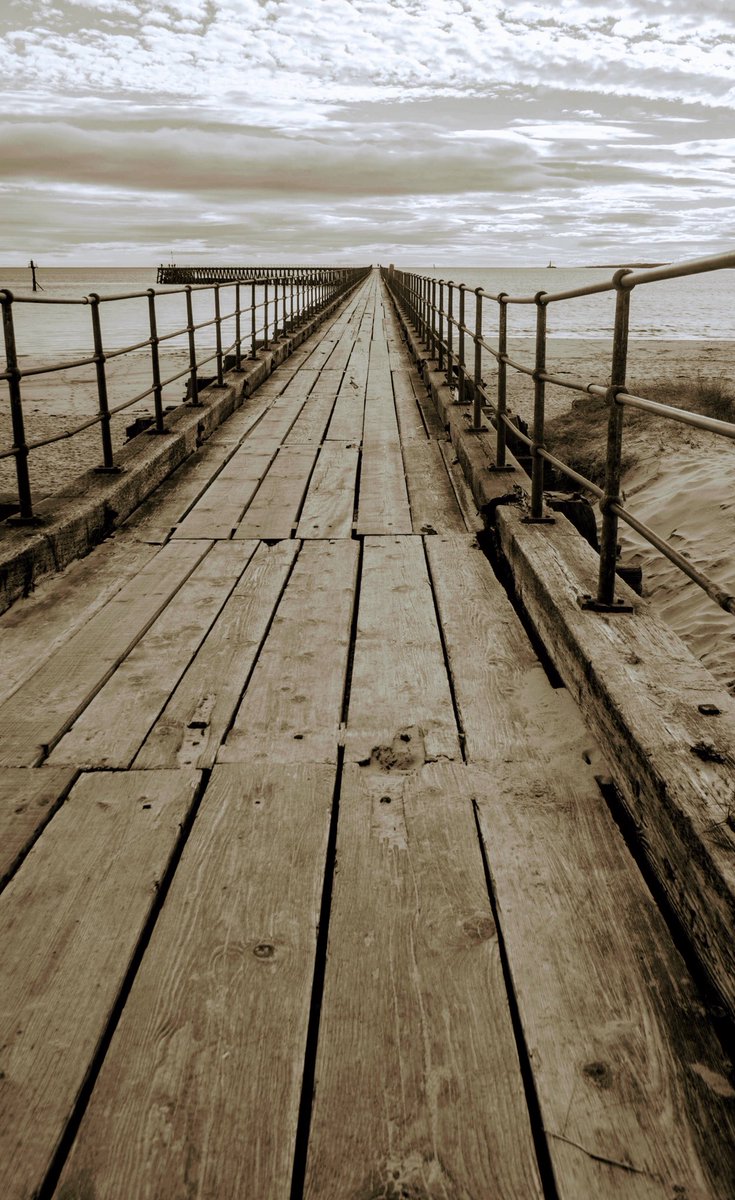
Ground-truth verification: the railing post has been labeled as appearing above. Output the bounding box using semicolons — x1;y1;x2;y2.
495;294;511;469
214;285;224;385
147;288;166;433
88;293;116;470
263;281;270;350
594;270;634;609
430;279;437;361
251;281;257;358
472;287;483;430
438;280;445;371
527;292;551;520
234;282;242;369
457;284;466;404
1;289;34;521
446;281;454;387
185;285;201;404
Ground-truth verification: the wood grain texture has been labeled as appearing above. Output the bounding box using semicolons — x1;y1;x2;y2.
304;763;544;1200
345;536;460;764
392;367;429;442
473;756;735;1199
284;370;342;444
171;447;276;539
134;539;298;769
437;437;483;533
495;504;735;1023
326;363;367;441
0;768;200;1200
402;440;468;534
48;542;257;769
234;444;318;539
296;442;359;539
0;767;77;888
0;539;210;767
219;538;359;764
55;763;335;1200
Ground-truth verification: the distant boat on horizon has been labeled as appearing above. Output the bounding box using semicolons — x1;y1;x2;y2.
547;261;557;268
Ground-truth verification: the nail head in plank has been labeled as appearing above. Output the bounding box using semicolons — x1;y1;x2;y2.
0;768;200;1200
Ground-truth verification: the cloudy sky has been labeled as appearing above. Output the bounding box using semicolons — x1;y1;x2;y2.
1;0;733;265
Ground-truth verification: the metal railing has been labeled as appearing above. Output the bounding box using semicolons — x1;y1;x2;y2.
157;265;353;284
384;252;735;615
1;267;369;522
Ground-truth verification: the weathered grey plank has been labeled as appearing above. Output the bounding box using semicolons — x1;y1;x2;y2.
171;448;276;539
0;767;77;888
304;764;544;1200
0;540;210;767
296;442;359;539
402;440;468;534
284;370;342;444
345;535;460;764
473;755;735;1199
48;542;257;769
220;538;359;764
134;540;298;769
0;768;200;1200
392;367;429;441
496;503;735;1023
55;763;334;1200
234;444;318;540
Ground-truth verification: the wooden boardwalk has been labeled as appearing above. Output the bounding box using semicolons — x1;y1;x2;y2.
1;273;733;1199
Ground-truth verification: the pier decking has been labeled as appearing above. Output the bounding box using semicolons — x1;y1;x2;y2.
1;273;734;1198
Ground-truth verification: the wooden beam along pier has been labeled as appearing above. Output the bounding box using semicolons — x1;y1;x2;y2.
1;270;734;1199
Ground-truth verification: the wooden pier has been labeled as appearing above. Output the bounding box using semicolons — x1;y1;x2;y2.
1;272;734;1199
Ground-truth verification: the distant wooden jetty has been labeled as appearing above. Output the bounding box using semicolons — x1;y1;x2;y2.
157;264;347;284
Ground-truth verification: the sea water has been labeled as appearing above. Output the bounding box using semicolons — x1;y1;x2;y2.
1;265;734;366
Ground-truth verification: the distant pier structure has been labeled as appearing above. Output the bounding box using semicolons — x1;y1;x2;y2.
157;264;348;284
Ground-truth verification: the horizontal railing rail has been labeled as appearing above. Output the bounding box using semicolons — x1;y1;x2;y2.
383;251;735;616
1;268;369;522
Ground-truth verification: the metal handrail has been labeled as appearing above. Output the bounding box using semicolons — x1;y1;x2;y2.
383;252;735;617
1;268;370;520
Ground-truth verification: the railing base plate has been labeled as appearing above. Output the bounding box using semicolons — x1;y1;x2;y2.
5;513;45;527
521;515;555;525
94;465;123;475
577;593;635;613
487;464;515;473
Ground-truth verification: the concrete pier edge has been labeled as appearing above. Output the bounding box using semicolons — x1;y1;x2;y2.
388;285;735;1024
0;291;353;614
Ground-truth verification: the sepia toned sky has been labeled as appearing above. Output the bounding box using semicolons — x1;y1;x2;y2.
1;0;733;265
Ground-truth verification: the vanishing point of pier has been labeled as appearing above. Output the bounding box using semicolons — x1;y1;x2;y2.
1;268;734;1198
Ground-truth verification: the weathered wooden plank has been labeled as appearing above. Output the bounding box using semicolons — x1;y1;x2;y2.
402;440;468;535
234;444;318;539
392;367;428;441
0;540;210;767
55;763;334;1200
219;538;358;764
495;503;735;1023
473;756;735;1199
296;442;359;539
0;536;161;706
438;437;483;532
0;767;77;888
171;448;276;539
134;540;298;769
304;764;544;1200
325;368;366;441
355;426;411;535
47;542;257;769
425;533;566;762
345;536;460;764
0;768;200;1200
284;370;341;444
